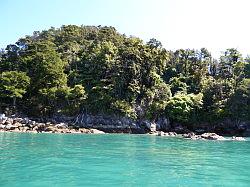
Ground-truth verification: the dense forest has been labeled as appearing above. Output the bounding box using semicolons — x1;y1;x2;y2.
0;25;249;127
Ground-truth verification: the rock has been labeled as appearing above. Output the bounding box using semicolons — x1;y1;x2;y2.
60;129;70;133
140;120;156;132
19;126;29;132
79;128;90;133
201;133;226;140
148;131;158;135
45;126;57;132
150;122;157;132
0;114;7;124
33;126;39;131
0;113;6;119
190;135;202;140
183;132;195;138
5;124;19;130
156;131;177;137
45;122;52;126
173;124;190;134
36;123;46;131
55;123;68;129
194;129;206;133
232;136;246;141
156;117;171;131
183;132;202;140
4;118;13;125
13;118;22;124
157;131;166;136
21;118;29;125
10;128;21;132
168;132;177;136
130;123;137;128
69;129;81;134
14;122;23;127
0;124;6;129
90;129;105;134
69;129;76;133
141;120;151;130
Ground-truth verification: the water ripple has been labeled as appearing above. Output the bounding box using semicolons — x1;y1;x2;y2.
0;132;250;187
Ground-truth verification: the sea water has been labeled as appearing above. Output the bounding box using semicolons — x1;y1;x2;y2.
0;132;249;187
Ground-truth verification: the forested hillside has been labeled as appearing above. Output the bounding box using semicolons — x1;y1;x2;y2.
0;25;249;126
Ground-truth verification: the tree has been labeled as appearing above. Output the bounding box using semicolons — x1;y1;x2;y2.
218;48;243;79
201;77;234;122
0;24;249;126
19;40;68;116
169;77;187;95
0;71;30;106
165;93;203;124
226;78;250;121
144;81;172;120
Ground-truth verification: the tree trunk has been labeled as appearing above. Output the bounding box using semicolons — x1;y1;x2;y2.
13;97;16;107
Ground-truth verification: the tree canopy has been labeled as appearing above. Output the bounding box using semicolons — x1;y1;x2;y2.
0;25;249;125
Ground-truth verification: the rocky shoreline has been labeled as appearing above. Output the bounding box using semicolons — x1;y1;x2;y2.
0;115;105;134
0;114;246;141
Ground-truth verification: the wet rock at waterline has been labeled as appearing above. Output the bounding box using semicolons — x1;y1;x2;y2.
0;115;105;134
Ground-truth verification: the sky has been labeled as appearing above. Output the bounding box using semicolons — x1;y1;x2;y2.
0;0;250;58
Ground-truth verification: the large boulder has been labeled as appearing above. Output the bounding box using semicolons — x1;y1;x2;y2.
157;131;177;137
90;129;105;134
201;133;226;140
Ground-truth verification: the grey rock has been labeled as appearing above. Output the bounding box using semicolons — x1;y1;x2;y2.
5;124;19;130
156;118;171;131
232;136;246;141
201;133;226;140
55;123;68;129
0;124;6;129
90;129;105;134
0;114;7;124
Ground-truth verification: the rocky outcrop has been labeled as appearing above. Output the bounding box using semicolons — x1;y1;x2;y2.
200;133;226;140
73;114;144;133
0;114;105;134
182;132;202;140
1;114;249;139
156;118;171;131
183;132;226;140
192;120;250;136
157;131;177;137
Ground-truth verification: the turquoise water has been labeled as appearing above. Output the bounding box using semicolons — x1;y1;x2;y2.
0;133;250;187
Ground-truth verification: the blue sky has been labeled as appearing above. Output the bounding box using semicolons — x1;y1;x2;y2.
1;0;250;57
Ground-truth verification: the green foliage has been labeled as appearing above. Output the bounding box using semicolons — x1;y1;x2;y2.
201;77;234;121
226;78;250;120
0;71;30;105
111;100;137;119
165;93;203;123
169;77;187;95
0;25;249;125
145;82;172;120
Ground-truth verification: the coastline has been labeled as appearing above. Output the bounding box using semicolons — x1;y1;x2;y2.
0;115;246;141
